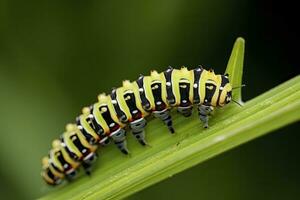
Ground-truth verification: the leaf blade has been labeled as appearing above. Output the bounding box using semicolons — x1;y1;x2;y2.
39;37;300;200
225;37;245;103
40;76;300;200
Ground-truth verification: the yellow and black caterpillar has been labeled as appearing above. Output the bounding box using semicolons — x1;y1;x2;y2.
41;66;233;185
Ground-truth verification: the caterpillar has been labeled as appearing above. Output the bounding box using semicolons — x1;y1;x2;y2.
41;66;233;185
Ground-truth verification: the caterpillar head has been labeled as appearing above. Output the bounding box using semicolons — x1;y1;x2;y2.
218;74;232;107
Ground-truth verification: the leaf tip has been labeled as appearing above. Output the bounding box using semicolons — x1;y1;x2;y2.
236;37;245;45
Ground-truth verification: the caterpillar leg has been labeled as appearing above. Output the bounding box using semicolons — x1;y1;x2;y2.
130;118;147;146
110;128;129;155
177;106;193;117
82;152;98;175
99;137;111;146
153;109;175;133
197;105;213;128
65;169;78;181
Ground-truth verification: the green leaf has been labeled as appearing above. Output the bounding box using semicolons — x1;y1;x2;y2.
39;38;300;200
225;37;245;103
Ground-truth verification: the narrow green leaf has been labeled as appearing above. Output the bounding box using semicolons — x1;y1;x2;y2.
39;38;299;200
225;37;245;103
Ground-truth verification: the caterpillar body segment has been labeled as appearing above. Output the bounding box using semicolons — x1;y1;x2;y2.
112;80;148;146
62;124;98;161
41;139;80;185
144;69;174;133
170;67;194;117
41;67;233;185
76;107;101;145
115;80;148;121
93;94;129;154
41;156;62;186
50;140;79;180
60;125;98;175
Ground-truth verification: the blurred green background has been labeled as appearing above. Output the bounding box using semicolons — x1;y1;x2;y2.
0;0;299;199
